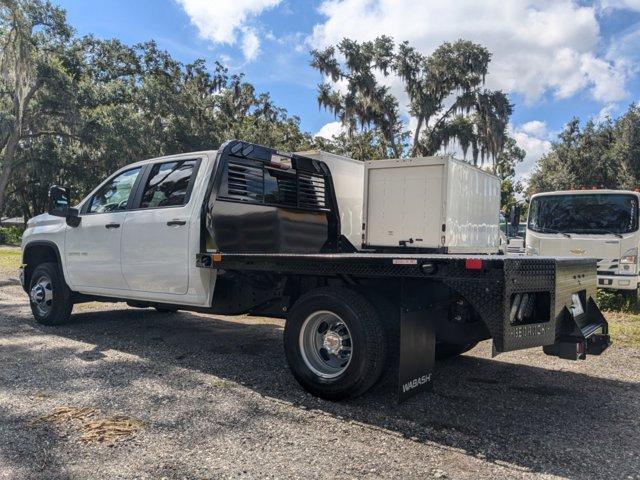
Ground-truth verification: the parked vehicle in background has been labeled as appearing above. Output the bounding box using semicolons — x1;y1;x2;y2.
506;222;527;255
20;141;610;402
527;190;640;294
500;207;526;255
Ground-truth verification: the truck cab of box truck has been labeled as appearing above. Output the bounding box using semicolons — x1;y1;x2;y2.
526;190;640;292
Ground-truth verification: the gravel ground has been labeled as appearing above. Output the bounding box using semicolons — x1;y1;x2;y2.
1;252;639;479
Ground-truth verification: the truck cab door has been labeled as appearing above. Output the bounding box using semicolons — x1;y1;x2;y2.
65;167;143;290
121;158;200;295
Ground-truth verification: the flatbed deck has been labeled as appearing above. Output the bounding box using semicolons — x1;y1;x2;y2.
196;251;596;279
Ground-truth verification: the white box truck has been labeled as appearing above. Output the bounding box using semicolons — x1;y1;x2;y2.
363;156;500;253
21;140;609;402
527;189;640;293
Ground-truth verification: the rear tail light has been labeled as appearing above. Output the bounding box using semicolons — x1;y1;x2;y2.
510;293;535;324
465;259;483;270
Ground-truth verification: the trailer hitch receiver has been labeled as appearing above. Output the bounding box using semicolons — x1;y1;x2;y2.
543;297;611;360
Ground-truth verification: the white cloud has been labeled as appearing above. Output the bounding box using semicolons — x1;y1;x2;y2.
593;103;619;123
175;0;281;60
511;121;553;181
315;121;345;139
599;0;640;11
309;0;632;104
241;28;261;61
520;120;549;139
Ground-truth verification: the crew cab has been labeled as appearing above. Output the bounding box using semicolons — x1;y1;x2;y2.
21;140;611;401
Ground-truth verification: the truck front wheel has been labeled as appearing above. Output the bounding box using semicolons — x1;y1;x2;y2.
28;263;73;326
283;287;386;400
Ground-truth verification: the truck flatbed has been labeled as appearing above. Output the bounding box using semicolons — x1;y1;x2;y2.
196;251;594;279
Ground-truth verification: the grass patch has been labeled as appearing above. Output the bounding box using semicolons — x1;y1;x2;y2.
30;406;143;445
606;311;640;347
0;247;21;271
211;378;234;388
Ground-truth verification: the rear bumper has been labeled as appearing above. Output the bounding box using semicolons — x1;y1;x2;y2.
450;257;611;358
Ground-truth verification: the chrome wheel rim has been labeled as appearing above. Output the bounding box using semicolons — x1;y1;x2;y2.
299;310;352;379
30;275;53;316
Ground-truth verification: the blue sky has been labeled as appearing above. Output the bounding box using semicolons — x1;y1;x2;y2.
54;0;640;179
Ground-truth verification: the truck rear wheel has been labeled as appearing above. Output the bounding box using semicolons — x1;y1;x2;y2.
284;287;387;400
28;262;73;326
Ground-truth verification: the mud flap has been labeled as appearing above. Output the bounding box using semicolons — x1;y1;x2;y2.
398;279;436;402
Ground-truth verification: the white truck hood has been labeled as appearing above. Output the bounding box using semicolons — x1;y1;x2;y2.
27;213;65;228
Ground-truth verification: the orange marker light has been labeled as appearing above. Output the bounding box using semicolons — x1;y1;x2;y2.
212;254;223;262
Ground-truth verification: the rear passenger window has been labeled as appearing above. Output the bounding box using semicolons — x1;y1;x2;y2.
139;160;197;209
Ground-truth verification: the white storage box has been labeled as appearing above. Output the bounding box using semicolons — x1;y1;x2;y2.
363;156;500;253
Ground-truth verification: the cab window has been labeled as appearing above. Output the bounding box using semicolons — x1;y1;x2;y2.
139;160;197;209
87;167;142;214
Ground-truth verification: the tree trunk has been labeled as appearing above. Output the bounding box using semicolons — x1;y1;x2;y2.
411;115;424;156
0;81;41;217
0;129;20;218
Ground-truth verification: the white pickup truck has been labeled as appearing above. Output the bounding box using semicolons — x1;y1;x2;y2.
21;140;610;401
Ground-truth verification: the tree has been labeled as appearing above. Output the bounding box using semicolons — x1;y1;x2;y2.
311;37;404;158
313;128;409;161
311;37;513;170
494;136;525;211
2;31;314;218
614;104;640;182
527;115;634;196
0;0;72;217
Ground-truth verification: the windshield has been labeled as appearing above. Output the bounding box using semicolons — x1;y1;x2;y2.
528;194;639;235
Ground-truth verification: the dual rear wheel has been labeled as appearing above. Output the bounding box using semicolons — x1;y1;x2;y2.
284;287;479;400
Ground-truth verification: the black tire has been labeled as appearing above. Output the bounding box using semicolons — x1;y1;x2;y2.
28;262;73;326
435;341;478;360
283;287;387;401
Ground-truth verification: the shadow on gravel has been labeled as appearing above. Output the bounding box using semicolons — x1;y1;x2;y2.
9;307;640;479
0;405;67;478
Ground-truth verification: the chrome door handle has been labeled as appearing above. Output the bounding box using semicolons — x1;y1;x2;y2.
167;219;186;226
105;223;120;229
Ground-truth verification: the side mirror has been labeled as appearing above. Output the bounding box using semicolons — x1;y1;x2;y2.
48;185;81;227
509;205;521;227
